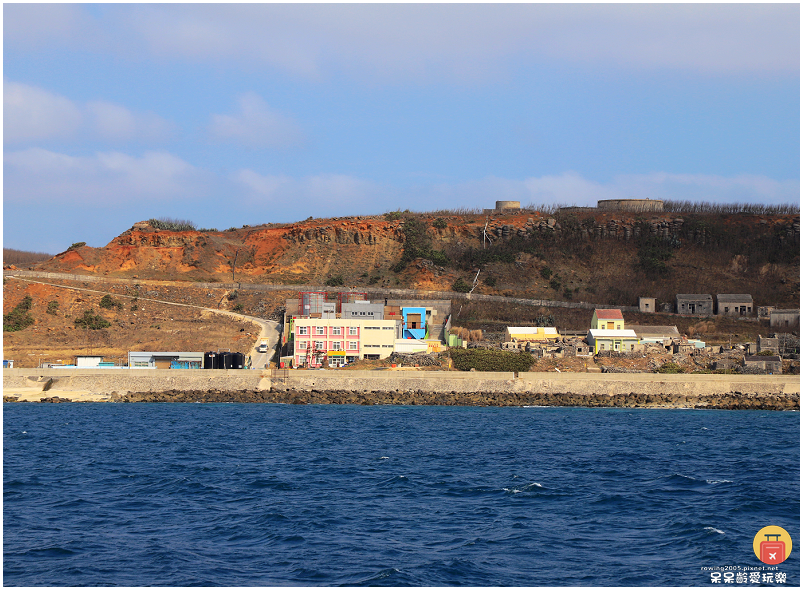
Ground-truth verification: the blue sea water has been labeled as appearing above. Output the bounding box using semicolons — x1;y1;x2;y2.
4;404;799;586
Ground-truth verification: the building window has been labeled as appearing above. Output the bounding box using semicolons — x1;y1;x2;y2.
314;341;325;351
297;341;307;350
331;341;342;351
332;326;342;335
298;326;308;335
382;326;393;330
348;341;358;350
315;326;325;335
349;327;358;336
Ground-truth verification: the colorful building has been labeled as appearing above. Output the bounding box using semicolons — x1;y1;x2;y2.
293;318;400;368
590;309;625;330
401;307;427;339
504;327;560;343
587;329;640;353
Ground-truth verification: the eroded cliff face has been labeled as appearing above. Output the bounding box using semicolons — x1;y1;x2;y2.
29;212;800;300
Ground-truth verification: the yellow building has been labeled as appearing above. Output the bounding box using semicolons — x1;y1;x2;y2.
591;309;625;330
504;327;560;343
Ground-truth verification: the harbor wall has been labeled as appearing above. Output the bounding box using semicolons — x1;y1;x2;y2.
4;369;800;406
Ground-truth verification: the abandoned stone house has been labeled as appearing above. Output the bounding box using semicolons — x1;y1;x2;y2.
757;335;780;355
638;297;656;313
713;358;739;371
676;294;714;316
770;309;800;331
716;294;753;316
743;355;783;374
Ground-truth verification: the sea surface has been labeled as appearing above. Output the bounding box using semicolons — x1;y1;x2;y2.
4;403;799;586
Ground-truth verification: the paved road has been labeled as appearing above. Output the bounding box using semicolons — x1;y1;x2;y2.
6;276;281;369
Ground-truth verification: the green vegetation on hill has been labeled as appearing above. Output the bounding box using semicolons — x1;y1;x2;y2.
3;295;35;332
74;309;111;330
449;348;534;372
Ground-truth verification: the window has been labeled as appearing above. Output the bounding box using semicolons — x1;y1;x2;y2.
348;327;358;336
348;341;358;350
332;326;342;335
365;326;380;330
298;326;308;335
331;341;342;351
314;341;325;351
382;326;393;330
314;326;325;335
297;341;307;350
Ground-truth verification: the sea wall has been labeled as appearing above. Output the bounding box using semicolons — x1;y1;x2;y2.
4;369;800;408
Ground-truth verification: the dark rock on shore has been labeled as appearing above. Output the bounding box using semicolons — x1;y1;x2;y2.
121;388;800;410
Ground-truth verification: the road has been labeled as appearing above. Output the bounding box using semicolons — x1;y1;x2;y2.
6;276;282;369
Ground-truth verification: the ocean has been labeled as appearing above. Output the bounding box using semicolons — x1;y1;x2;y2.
4;403;799;586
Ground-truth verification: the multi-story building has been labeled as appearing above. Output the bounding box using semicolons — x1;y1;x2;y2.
293;318;400;368
590;309;625;330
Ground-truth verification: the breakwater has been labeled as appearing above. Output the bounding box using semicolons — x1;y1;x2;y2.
4;369;800;409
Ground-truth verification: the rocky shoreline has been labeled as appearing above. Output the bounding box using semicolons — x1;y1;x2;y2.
100;389;800;410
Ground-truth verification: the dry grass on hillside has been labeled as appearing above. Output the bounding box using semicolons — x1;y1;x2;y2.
2;278;265;367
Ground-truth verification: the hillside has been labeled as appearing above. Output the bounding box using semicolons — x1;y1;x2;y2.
6;206;799;367
24;209;800;308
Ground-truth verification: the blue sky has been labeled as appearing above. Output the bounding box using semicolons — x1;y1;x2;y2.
4;4;800;253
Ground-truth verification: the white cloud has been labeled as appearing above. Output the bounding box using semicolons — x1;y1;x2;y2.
233;169;390;217
4;81;83;143
209;93;304;148
86;100;172;142
4;148;204;205
4;81;174;145
13;4;798;82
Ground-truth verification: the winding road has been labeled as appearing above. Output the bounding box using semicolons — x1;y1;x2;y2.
5;276;281;368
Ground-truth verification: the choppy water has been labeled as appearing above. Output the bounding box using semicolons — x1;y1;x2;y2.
4;404;799;586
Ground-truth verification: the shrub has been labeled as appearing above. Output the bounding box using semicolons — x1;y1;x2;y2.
147;218;196;232
563;287;573;300
449;348;534;372
74;309;111;330
384;210;404;221
3;295;34;332
392;217;449;271
99;294;117;309
227;290;239;301
540;266;553;280
484;276;497;287
549;277;561;291
232;303;244;312
637;235;678;277
368;276;380;285
325;275;345;287
47;300;59;315
452;277;471;293
68;242;86;251
756;350;778;356
432;218;448;230
130;304;138;312
655;362;685;374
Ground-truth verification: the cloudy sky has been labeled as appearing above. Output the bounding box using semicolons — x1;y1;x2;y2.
4;4;800;253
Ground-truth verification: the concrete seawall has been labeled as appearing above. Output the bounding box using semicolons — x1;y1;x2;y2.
4;369;800;408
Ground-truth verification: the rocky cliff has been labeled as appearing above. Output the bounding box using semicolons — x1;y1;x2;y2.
26;210;800;306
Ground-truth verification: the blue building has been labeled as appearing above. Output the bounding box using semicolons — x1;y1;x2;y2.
402;307;427;339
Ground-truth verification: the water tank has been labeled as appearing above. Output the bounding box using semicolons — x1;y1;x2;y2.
495;200;521;211
218;352;233;369
204;352;218;370
231;352;245;369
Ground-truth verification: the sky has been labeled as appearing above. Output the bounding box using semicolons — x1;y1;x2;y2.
4;3;800;254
